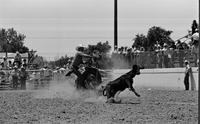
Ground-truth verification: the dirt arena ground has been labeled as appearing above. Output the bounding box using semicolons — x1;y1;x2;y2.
0;87;197;124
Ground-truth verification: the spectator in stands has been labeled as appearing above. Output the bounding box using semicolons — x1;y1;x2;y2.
2;57;8;70
126;48;132;67
131;47;136;65
14;51;22;68
19;67;28;90
168;47;174;68
22;59;27;69
176;40;184;67
182;42;190;50
138;47;145;67
191;29;199;66
155;45;163;68
176;40;183;50
191;20;198;35
154;41;161;50
170;42;176;49
191;29;199;46
123;47;127;64
11;66;19;89
8;60;13;69
163;43;169;68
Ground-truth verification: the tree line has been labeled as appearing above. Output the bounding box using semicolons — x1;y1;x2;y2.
0;28;29;53
132;26;174;51
132;20;198;51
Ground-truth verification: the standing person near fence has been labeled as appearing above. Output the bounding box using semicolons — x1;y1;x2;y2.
176;41;184;67
14;51;22;68
184;60;196;90
11;66;19;89
8;60;13;69
168;47;174;68
156;46;163;68
2;57;9;70
22;59;28;69
191;29;199;66
162;43;169;68
19;67;28;90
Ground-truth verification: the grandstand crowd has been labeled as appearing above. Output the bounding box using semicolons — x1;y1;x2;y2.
111;20;199;69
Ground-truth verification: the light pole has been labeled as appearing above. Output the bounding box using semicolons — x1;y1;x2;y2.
198;2;200;121
5;40;8;58
114;0;118;51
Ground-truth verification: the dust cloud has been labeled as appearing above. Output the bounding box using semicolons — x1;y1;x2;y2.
33;77;106;103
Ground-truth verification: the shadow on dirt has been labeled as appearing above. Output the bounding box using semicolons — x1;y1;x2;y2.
106;100;141;105
122;101;141;105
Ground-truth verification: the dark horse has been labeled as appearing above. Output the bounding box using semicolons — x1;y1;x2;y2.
75;65;102;90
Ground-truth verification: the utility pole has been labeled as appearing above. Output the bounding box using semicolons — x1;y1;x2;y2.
5;40;8;58
114;0;118;51
198;2;200;121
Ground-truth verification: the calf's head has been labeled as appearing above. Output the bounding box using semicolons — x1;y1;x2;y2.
131;65;143;75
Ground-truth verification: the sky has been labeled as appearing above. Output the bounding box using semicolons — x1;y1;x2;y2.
0;0;198;60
